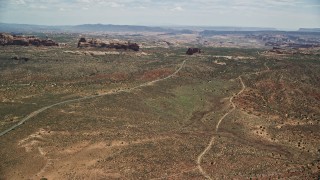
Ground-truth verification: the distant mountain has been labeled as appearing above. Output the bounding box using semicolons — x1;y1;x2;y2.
0;23;278;34
72;24;169;32
0;23;174;33
198;26;277;31
298;28;320;32
199;29;279;36
0;23;65;33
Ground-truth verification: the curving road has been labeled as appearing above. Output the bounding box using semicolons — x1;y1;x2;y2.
0;60;186;137
196;76;246;179
196;62;270;179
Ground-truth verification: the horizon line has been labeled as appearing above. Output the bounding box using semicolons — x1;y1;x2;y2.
1;22;320;32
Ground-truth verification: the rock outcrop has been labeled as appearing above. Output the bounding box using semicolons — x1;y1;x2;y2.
0;33;14;45
0;33;58;46
77;38;140;51
186;48;201;55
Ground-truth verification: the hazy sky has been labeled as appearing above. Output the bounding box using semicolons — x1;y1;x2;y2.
0;0;319;29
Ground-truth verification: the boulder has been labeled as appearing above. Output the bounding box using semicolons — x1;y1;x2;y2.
79;37;86;43
186;48;201;55
78;38;86;47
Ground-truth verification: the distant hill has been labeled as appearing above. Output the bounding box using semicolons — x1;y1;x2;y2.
0;23;65;33
0;23;286;35
72;24;169;32
199;29;278;36
0;23;175;33
198;27;277;31
298;28;320;32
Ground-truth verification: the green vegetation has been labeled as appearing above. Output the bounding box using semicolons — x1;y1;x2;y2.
0;33;319;179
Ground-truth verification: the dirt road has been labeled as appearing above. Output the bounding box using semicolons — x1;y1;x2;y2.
196;63;270;179
196;76;246;179
0;60;186;137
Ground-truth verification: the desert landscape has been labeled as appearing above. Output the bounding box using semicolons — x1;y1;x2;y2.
0;26;319;179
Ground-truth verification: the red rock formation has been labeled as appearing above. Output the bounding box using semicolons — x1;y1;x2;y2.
42;39;58;46
79;37;86;43
12;39;29;46
77;38;140;51
128;43;139;51
0;33;14;46
29;38;41;46
186;48;201;55
0;33;58;46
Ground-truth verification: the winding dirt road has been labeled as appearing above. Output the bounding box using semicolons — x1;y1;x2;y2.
196;76;246;179
0;60;186;137
197;63;270;179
